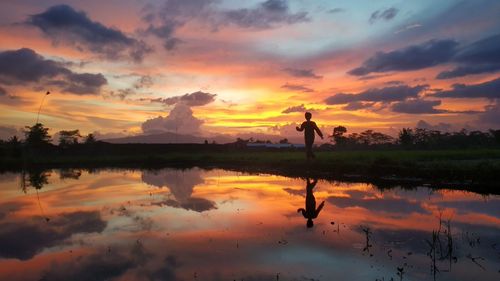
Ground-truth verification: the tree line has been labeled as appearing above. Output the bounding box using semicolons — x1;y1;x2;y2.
1;123;500;158
1;123;98;158
329;126;500;149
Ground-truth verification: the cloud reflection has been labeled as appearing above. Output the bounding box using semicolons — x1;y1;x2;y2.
142;168;217;212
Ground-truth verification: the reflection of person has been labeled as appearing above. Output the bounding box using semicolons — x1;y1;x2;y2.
296;112;323;160
297;178;325;228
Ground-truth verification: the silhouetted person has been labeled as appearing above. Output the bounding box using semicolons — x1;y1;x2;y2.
297;178;325;228
296;112;323;160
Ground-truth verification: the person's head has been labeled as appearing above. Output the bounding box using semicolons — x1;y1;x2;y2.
305;112;312;120
307;218;314;228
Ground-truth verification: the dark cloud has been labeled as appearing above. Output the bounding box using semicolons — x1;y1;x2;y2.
144;256;178;281
327;196;429;215
280;83;314;93
0;201;28;220
0;211;106;260
146;23;182;50
142;0;215;24
141;103;204;135
349;39;458;76
357;74;391;81
40;252;134;281
437;199;500;218
223;0;309;29
369;7;399;24
437;64;500;79
282;188;304;197
350;33;500;79
0;48;69;83
40;242;160;281
150;91;216;106
437;34;500;79
385;80;404;85
341;101;375;111
50;73;107;95
478;102;500;126
0;88;27;106
283;68;322;79
109;88;137;100
282;104;307;114
142;0;307;51
434;77;500;99
343;190;371;199
133;75;154;90
153;197;217;212
455;34;500;64
261;0;288;11
324;85;427;105
28;5;151;62
0;48;107;95
391;99;445;114
141;0;215;50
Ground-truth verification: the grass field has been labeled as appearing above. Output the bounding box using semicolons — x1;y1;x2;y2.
2;148;500;193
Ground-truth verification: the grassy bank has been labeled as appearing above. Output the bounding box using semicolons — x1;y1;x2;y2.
2;148;500;193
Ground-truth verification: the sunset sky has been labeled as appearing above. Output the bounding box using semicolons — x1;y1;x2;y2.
1;0;499;141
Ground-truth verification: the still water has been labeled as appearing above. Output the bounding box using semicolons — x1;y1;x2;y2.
0;168;498;281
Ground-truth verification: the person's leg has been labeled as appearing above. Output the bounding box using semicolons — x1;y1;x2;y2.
306;142;313;159
305;135;315;159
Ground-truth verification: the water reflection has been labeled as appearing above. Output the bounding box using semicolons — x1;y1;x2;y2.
142;168;217;212
0;168;498;281
297;178;324;228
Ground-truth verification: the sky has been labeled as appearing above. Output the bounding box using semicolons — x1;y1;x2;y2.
1;0;500;141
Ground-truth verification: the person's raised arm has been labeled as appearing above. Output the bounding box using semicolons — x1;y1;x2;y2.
297;208;306;218
313;122;323;139
296;122;305;132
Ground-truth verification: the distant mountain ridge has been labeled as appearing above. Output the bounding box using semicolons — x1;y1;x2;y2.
103;131;305;144
103;132;214;144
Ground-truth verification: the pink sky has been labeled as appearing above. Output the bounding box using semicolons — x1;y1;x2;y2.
1;0;499;141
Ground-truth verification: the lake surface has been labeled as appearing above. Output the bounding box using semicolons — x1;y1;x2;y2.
0;168;499;281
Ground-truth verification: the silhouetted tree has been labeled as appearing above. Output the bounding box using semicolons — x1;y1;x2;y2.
358;130;394;145
329;126;395;148
8;135;21;144
399;128;414;146
331;126;347;145
59;168;82;180
59;130;81;147
234;137;249;148
396;127;498;149
25;170;49;190
279;138;289;144
490;130;500;145
84;133;97;144
4;135;22;157
24;123;51;147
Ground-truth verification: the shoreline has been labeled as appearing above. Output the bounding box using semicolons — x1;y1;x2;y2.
2;149;500;194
